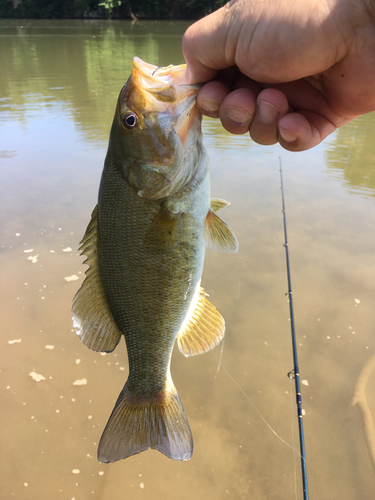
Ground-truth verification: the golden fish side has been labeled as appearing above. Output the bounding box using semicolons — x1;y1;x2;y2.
72;58;238;463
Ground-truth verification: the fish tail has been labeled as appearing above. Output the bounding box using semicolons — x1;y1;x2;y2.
97;382;193;463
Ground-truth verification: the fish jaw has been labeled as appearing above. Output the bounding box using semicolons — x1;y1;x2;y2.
110;57;204;201
131;57;200;107
131;57;202;143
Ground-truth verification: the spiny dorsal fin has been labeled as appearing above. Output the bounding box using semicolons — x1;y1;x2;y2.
204;208;239;253
72;205;122;353
177;286;225;357
210;198;229;212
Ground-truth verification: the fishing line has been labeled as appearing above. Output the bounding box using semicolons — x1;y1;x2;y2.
214;338;225;380
279;158;309;500
213;355;304;458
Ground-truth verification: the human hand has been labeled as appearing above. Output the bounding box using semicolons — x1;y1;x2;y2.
182;0;375;151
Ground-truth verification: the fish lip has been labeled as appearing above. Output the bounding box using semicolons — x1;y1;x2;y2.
131;56;201;108
132;57;164;83
131;57;202;138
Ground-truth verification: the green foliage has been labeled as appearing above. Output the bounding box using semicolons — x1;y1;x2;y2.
0;0;15;18
125;0;226;18
73;0;100;16
98;0;121;18
10;0;68;18
0;0;227;19
99;0;122;8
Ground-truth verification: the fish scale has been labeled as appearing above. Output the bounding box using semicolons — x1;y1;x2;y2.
98;155;207;398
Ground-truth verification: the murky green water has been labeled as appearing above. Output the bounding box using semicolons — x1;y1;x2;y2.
1;19;375;500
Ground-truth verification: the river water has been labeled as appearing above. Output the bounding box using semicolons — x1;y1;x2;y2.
1;19;375;500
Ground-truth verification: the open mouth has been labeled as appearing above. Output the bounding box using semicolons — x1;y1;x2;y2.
131;57;201;113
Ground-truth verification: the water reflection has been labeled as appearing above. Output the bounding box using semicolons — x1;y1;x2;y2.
325;114;375;197
0;19;191;142
1;19;375;500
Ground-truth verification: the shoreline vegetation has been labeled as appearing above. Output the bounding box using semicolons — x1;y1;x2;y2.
0;0;226;20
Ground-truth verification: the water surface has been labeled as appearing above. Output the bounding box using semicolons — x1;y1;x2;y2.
1;19;375;500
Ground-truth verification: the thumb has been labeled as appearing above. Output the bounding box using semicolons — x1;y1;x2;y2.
182;4;239;84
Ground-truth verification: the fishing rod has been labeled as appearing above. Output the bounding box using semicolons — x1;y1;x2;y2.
279;158;309;500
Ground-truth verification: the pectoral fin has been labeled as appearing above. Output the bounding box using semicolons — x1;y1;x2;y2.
177;286;225;357
204;208;239;253
72;205;122;353
210;198;230;211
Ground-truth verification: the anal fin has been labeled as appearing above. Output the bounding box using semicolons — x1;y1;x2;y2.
177;285;225;357
72;205;122;353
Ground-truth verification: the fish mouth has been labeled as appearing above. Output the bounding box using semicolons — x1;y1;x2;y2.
132;57;201;103
131;57;202;142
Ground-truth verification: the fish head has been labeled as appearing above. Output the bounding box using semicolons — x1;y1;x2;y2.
109;57;203;200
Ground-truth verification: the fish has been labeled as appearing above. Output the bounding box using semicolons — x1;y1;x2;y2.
72;57;238;463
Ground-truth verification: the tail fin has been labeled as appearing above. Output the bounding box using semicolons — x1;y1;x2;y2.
98;383;193;463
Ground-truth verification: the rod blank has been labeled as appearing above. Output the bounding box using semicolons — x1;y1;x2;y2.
279;159;309;500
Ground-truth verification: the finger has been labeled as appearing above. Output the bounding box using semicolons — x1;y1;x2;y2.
184;61;218;86
269;80;341;150
278;111;337;151
182;5;239;84
249;89;290;145
232;73;262;94
218;88;256;135
213;66;242;89
196;81;230;118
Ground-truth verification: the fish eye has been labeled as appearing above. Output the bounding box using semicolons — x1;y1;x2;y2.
122;112;138;130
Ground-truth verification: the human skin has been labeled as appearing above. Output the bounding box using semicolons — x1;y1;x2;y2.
182;0;375;151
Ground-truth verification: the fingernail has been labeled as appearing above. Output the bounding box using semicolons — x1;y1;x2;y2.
201;99;220;113
225;105;251;125
257;100;280;125
279;126;298;143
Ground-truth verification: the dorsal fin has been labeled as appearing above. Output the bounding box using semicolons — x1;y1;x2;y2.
72;205;122;353
176;286;225;357
204;208;239;253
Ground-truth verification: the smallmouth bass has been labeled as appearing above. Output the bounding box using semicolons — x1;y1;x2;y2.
72;57;238;463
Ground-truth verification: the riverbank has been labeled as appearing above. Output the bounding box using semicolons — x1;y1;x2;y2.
0;0;225;21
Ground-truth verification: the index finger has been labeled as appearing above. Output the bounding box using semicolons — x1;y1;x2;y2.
182;6;238;84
